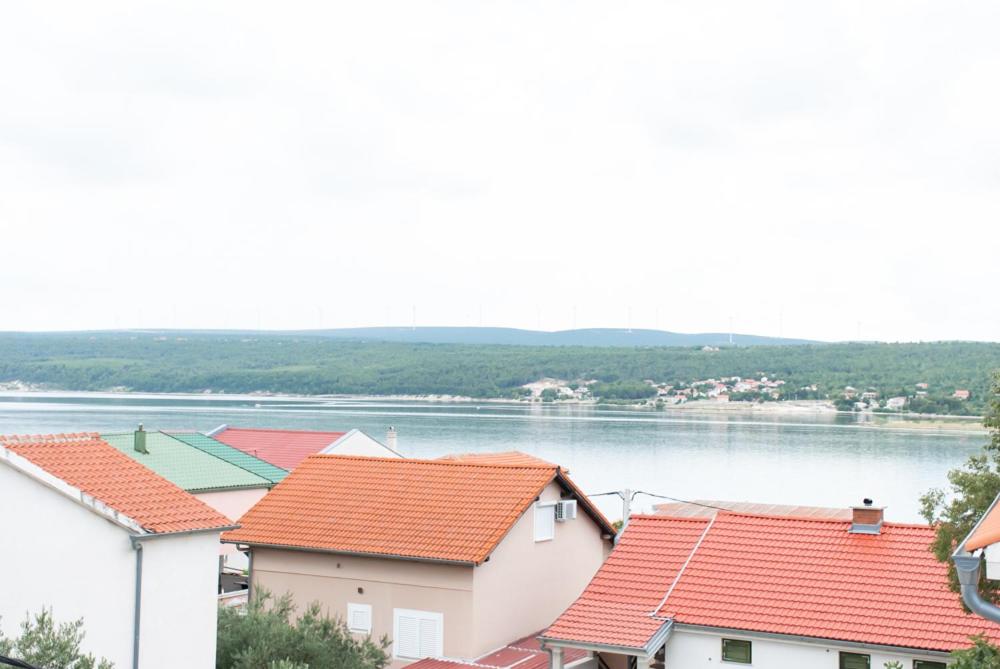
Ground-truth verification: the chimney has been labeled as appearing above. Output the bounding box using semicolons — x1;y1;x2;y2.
850;498;884;534
386;426;398;452
134;424;148;454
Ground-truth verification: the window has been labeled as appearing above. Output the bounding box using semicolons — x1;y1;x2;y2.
840;652;870;669
393;608;443;660
534;502;555;542
721;639;751;664
913;663;946;669
347;603;372;634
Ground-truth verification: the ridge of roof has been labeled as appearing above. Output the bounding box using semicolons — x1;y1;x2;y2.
218;426;346;436
224;452;607;563
648;510;934;531
309;453;559;470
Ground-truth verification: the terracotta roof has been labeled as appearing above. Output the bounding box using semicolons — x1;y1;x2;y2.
211;426;345;470
965;497;1000;551
0;433;232;534
544;512;1000;653
655;500;852;520
224;454;611;563
438;451;558;467
406;634;588;669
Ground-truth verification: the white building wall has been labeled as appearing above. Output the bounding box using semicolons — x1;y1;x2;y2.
665;628;949;669
138;532;220;669
322;430;401;458
196;487;267;571
0;462;223;669
0;462;137;669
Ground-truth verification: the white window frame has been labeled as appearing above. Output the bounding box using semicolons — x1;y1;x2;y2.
392;608;444;660
347;602;372;634
534;501;556;542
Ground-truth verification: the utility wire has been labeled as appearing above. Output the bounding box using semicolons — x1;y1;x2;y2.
586;489;733;512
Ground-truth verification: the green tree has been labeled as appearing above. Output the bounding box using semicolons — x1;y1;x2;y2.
920;373;1000;604
0;608;113;669
217;589;389;669
950;634;1000;668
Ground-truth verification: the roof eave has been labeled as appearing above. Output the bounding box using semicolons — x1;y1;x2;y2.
224;539;477;566
539;621;673;659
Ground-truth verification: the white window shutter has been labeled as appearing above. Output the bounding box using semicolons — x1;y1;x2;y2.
347;603;372;633
394;609;443;659
534;502;555;542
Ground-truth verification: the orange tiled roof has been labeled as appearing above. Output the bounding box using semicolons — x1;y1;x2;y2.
965;498;1000;550
224;454;610;563
407;634;588;669
544;512;1000;653
654;499;852;520
212;426;346;470
1;433;233;534
437;451;557;467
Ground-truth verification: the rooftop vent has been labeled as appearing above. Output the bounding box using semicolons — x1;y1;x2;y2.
134;424;148;454
850;498;884;534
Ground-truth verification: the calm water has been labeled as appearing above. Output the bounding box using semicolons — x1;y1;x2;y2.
0;392;985;523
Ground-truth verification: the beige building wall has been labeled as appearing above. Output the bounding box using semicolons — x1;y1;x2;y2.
472;481;610;655
252;548;475;663
196;487;269;570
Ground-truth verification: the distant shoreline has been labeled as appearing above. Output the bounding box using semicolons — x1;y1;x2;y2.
0;388;985;434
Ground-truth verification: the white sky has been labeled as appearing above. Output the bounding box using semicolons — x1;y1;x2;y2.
1;2;998;342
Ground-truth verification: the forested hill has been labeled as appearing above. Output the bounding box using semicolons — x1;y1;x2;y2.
1;333;998;413
296;327;818;347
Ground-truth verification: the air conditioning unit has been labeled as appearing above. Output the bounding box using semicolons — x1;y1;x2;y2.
555;500;577;522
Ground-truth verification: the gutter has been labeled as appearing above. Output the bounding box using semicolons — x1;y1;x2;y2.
951;492;1000;623
222;540;477;566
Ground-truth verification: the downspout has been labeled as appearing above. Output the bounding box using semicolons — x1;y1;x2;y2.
129;536;144;669
951;491;1000;623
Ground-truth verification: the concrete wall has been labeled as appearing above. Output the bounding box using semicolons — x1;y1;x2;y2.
0;462;136;668
138;532;221;669
472;481;610;655
664;628;950;668
252;548;475;663
196;487;268;570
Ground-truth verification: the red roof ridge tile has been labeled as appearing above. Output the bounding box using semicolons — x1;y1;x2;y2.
220;426;346;436
307;453;560;470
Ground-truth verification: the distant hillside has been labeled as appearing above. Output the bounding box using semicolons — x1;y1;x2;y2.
0;333;996;414
291;327;820;347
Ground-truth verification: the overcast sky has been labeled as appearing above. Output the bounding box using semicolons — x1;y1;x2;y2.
1;2;998;342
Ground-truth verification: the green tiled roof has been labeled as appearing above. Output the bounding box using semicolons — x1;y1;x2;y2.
172;432;288;485
102;431;272;493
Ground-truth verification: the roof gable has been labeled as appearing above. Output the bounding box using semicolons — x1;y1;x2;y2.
102;431;271;493
545;512;1000;653
212;426;346;470
224;455;602;564
171;432;289;484
0;433;232;534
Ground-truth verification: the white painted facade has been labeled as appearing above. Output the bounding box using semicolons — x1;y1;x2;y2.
321;429;402;458
0;458;222;669
662;627;950;668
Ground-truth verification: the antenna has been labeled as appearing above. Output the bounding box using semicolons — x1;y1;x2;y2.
729;315;734;345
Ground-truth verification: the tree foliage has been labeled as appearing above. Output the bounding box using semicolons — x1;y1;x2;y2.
0;608;113;669
950;634;1000;668
2;333;996;413
921;373;1000;604
217;589;389;669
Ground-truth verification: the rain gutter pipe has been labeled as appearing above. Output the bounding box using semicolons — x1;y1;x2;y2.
952;493;1000;623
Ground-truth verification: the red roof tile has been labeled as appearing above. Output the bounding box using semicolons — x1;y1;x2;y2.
438;451;558;468
0;433;232;534
965;498;1000;551
405;634;588;669
655;500;852;520
544;513;1000;653
224;455;611;564
212;426;346;470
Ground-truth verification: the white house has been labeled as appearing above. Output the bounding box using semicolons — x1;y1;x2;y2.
0;433;234;669
541;504;1000;669
208;424;402;470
